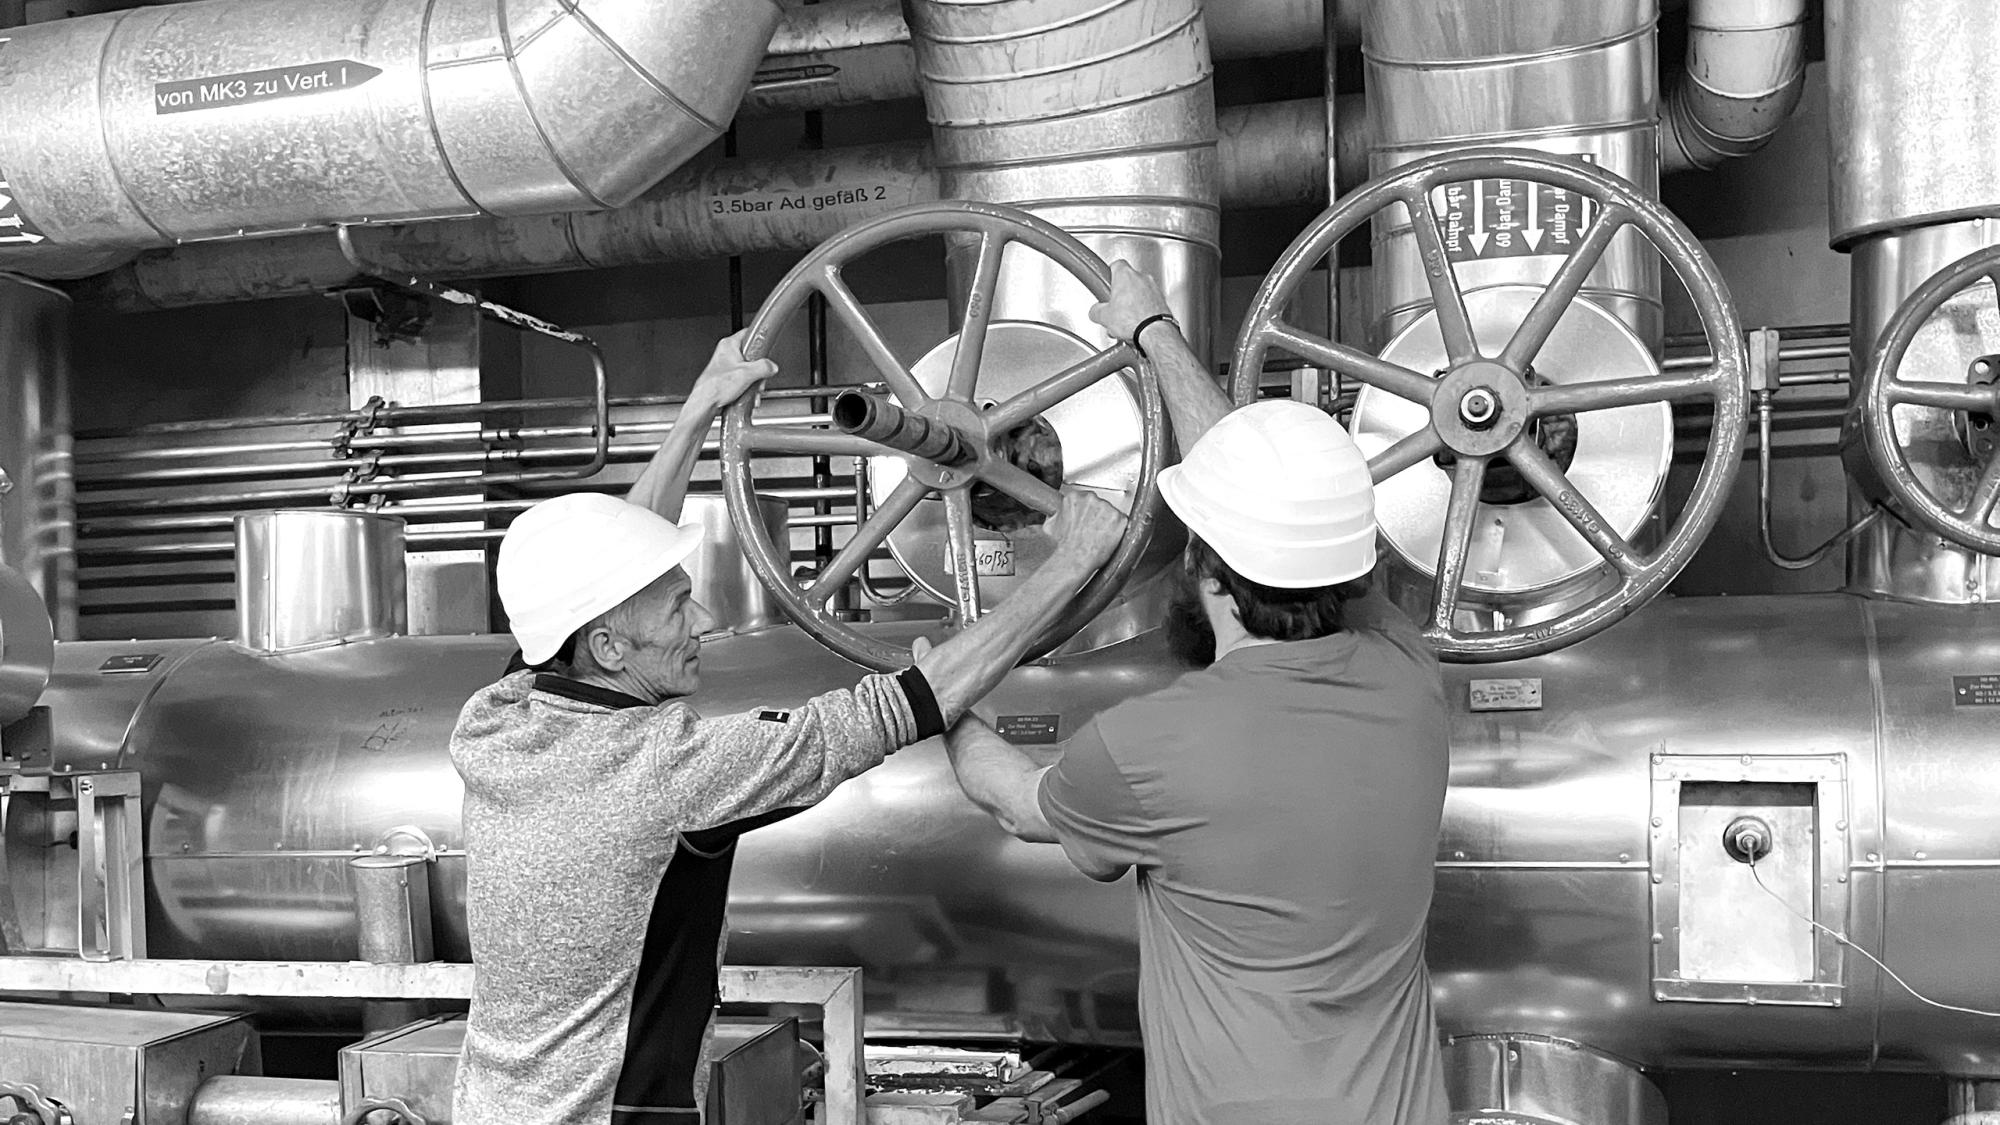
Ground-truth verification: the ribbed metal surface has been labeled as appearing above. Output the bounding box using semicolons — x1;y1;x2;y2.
908;0;1220;361
1363;0;1662;346
1659;0;1807;174
1827;0;2000;247
0;0;779;270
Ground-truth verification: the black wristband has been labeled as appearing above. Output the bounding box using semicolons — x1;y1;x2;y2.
1129;313;1179;358
895;665;947;741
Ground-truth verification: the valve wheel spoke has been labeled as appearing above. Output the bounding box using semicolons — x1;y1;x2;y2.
1530;368;1719;417
1508;442;1645;575
806;475;932;605
978;459;1063;517
943;490;983;624
814;265;929;406
1498;206;1631;372
985;345;1137;432
744;424;898;459
1370;429;1446;485
1430;455;1490;630
1403;185;1480;365
948;231;1010;401
1263;321;1439;407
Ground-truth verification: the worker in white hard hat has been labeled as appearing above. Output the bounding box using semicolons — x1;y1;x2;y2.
938;265;1452;1124
447;330;1129;1125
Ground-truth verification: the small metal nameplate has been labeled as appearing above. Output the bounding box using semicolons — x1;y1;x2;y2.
995;714;1060;744
98;653;162;675
1469;677;1543;712
1953;674;2000;705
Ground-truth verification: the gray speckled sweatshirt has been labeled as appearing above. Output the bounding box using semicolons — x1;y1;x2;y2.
448;668;929;1125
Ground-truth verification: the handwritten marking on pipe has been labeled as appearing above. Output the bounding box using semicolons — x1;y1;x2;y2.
708;185;890;217
154;60;383;115
974;538;1015;577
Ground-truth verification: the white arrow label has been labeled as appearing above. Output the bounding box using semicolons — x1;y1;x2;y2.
1524;183;1544;251
1470;179;1490;255
0;231;45;244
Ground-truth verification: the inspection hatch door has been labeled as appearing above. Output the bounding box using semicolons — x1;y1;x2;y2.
1677;781;1815;982
1650;754;1849;1006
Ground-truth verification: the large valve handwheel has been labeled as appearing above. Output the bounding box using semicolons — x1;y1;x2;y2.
1856;243;2000;554
724;200;1166;672
1231;148;1747;662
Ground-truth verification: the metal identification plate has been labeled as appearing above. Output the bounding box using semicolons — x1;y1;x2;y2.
974;539;1016;577
995;714;1060;744
98;653;162;675
1953;674;2000;705
1468;677;1543;712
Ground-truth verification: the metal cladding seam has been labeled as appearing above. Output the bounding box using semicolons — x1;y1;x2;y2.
0;0;782;277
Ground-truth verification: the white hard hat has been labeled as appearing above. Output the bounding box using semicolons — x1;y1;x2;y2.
497;493;705;665
1158;400;1378;588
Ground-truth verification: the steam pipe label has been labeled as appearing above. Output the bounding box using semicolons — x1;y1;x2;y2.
154;61;384;115
0;177;46;245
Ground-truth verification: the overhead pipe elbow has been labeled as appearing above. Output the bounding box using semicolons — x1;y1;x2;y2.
0;0;781;270
1661;0;1808;173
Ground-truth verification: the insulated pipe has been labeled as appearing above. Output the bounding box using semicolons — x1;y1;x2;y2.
77;98;1340;312
742;0;1351;116
896;0;1220;357
188;1077;341;1125
1364;1;1663;346
832;391;975;466
0;0;782;278
1660;0;1808;174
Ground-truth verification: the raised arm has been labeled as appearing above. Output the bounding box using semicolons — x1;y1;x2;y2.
1088;260;1231;452
914;489;1126;723
626;329;777;522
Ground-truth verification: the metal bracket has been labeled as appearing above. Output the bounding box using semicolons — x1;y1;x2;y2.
0;770;145;962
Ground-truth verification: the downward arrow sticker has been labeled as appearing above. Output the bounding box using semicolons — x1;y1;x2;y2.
0;175;48;247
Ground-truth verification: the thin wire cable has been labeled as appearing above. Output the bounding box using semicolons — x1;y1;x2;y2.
1748;858;2000;1020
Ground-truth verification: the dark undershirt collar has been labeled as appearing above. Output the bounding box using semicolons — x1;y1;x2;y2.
531;672;653;711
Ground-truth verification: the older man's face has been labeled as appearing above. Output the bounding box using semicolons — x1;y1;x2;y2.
613;567;715;701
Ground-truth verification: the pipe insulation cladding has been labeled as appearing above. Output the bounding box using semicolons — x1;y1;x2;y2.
0;0;782;278
1659;0;1808;174
74;95;1360;313
907;0;1220;358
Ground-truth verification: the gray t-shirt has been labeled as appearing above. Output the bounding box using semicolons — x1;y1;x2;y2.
449;669;929;1125
1039;592;1451;1125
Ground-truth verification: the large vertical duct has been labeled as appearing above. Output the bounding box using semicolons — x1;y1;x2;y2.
905;0;1220;361
1363;2;1662;348
0;276;75;639
1829;0;2000;601
0;0;782;278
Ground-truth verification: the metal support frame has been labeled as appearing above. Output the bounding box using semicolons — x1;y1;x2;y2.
0;770;145;961
0;959;866;1125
